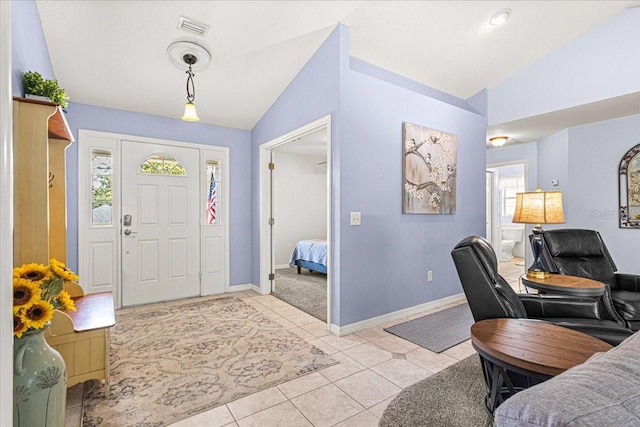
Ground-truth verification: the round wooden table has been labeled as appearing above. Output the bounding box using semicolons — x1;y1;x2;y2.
470;318;612;416
521;273;605;297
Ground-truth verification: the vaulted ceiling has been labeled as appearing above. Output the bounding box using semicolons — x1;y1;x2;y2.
37;1;639;133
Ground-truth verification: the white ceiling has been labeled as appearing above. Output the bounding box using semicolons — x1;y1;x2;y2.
37;0;639;141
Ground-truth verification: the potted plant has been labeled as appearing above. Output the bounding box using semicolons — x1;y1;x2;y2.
22;71;69;109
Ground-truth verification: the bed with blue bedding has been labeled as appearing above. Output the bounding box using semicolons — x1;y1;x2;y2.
288;239;327;274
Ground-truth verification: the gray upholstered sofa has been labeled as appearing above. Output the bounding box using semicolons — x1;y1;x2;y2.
494;331;640;426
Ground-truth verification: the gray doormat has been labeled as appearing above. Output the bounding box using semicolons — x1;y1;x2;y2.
384;303;474;353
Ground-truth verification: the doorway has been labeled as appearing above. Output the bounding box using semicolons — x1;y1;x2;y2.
78;130;229;308
487;160;527;290
259;116;331;326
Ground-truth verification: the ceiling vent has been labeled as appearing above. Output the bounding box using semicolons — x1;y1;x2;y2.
177;16;210;38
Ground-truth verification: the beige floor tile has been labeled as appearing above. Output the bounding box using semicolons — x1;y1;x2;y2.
332;410;380;427
343;343;392;368
405;347;458;373
226;387;287;420
222;423;239;427
334;370;401;408
370;358;432;388
308;337;339;355
288;312;320;327
373;335;419;353
353;326;388;341
318;352;366;382
291;384;364;427
236;401;312;427
169;405;235;427
368;395;397;419
272;317;297;329
276;372;330;399
290;327;316;341
318;334;366;351
302;321;331;337
442;340;476;360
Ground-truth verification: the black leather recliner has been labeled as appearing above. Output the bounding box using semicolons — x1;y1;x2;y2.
539;229;640;331
451;236;633;346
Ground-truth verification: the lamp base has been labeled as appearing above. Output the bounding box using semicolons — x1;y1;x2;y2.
526;269;549;280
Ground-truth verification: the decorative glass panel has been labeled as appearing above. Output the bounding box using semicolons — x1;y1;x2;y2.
205;160;221;224
499;175;524;217
91;149;113;226
139;154;187;176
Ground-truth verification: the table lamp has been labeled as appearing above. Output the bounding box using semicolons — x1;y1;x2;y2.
512;189;565;279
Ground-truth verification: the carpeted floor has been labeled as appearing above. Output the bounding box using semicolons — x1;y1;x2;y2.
379;354;487;427
273;267;327;322
82;296;336;427
384;303;474;353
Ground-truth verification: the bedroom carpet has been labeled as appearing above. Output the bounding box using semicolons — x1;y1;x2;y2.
379;354;487;427
273;267;327;322
82;296;336;427
384;303;474;353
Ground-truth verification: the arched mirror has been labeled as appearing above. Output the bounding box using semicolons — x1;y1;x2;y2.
619;143;640;228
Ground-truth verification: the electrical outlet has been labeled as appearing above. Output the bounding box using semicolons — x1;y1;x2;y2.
427;270;433;282
350;212;361;226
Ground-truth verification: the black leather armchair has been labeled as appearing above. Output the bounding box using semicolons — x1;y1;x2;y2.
451;236;633;346
539;229;640;330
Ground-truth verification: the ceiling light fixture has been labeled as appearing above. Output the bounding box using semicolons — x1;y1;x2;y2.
490;8;511;26
489;136;509;147
181;54;199;122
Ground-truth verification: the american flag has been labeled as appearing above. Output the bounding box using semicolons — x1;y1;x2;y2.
207;171;216;224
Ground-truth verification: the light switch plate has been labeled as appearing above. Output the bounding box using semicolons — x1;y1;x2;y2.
350;212;361;226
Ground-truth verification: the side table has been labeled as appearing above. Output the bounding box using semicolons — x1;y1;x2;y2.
470;318;612;417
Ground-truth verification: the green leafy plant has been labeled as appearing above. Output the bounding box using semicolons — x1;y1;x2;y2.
22;71;68;108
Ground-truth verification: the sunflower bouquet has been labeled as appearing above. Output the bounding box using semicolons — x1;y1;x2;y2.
13;259;78;338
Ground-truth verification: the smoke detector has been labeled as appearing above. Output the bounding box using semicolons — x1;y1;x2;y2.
166;40;211;71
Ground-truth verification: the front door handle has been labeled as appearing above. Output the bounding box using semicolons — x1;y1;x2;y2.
123;229;137;236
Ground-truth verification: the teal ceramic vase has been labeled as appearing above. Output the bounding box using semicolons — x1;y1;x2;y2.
13;328;67;427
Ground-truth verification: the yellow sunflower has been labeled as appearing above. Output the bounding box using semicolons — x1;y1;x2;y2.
13;263;52;286
50;258;79;282
13;313;29;338
13;278;42;308
23;301;55;330
56;290;77;312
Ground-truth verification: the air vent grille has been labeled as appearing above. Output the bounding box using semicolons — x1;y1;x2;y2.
177;16;210;37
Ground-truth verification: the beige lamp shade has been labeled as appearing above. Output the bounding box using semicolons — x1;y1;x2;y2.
182;102;199;122
512;190;565;225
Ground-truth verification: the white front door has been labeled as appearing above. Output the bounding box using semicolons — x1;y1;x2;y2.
121;140;200;306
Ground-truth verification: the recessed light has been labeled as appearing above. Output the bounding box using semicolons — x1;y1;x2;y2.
490;8;511;26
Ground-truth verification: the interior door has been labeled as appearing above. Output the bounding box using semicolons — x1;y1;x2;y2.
121;140;200;306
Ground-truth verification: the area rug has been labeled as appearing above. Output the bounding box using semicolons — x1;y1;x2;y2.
384;303;474;353
82;296;337;426
273;267;327;322
379;354;487;427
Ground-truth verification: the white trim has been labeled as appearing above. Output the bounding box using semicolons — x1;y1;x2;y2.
225;283;256;293
259;115;332;326
274;264;290;270
0;2;12;424
329;293;467;336
78;130;230;307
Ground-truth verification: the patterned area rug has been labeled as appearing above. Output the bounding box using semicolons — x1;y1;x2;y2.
83;296;337;426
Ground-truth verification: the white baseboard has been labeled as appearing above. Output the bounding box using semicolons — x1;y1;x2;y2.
329;293;467;336
226;283;255;293
275;264;291;270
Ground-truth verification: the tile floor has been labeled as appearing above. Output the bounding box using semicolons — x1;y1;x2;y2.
65;258;525;427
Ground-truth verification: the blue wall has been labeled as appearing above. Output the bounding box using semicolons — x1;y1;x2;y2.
63;103;253;286
11;0;53;96
488;7;640;125
253;24;487;326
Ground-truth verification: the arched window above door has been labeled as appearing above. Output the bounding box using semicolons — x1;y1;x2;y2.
139;154;187;176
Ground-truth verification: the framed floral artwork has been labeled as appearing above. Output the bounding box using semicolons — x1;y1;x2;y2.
403;122;457;214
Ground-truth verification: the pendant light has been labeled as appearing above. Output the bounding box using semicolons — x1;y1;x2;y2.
181;54;199;122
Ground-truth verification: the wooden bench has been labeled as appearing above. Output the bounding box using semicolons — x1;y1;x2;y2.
45;282;115;396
